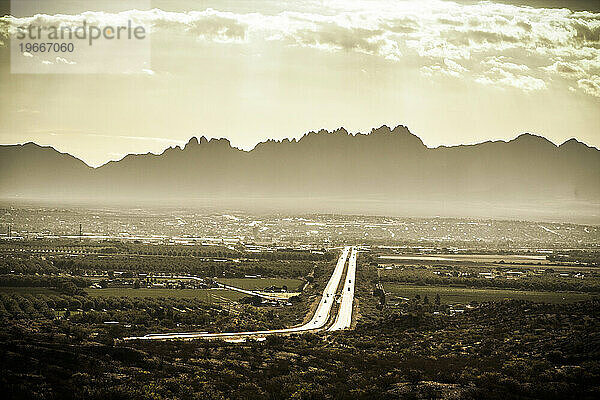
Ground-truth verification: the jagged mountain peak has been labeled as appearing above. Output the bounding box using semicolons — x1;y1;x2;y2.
185;137;199;149
208;137;231;146
294;124;425;147
183;136;233;151
371;124;392;134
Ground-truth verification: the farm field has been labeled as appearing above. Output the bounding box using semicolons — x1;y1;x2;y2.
379;254;547;263
489;263;599;271
85;288;246;301
384;283;599;305
215;277;304;291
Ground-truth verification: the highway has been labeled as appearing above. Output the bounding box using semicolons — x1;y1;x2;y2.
123;246;351;341
328;246;357;331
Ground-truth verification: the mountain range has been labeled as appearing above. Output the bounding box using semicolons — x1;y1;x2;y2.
1;125;598;221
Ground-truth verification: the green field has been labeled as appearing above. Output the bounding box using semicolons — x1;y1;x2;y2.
490;263;600;272
216;277;304;291
384;284;599;305
379;254;547;263
85;288;246;302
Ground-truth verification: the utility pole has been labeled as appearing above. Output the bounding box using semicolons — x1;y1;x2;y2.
7;224;11;238
79;223;82;241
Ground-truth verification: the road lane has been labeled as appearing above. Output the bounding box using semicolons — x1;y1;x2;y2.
124;246;351;341
214;282;280;301
328;246;357;331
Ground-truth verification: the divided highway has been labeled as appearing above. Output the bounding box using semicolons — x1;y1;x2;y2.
328;246;357;331
124;246;352;341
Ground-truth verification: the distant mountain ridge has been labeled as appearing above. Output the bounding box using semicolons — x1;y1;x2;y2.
1;125;599;220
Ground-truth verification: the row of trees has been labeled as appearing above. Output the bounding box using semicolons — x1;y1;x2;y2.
1;239;333;261
380;268;600;292
0;253;321;279
53;255;317;278
0;255;59;275
0;274;90;289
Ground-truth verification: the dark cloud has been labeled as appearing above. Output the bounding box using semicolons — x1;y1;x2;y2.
145;10;247;42
437;18;463;27
384;18;418;34
577;76;600;96
456;1;600;12
186;15;246;41
573;21;600;42
556;63;580;74
466;30;521;44
442;29;521;47
295;23;384;54
516;21;532;31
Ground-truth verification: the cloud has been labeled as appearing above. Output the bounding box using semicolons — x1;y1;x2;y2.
483;57;529;72
15;108;40;114
81;132;187;145
476;67;546;91
384;18;419;34
39;56;77;65
437;18;463;27
542;60;584;76
421;58;467;78
577;75;600;97
291;22;401;60
30;129;188;145
572;20;600;42
56;57;76;65
516;20;532;32
458;29;521;45
1;1;600;97
144;8;247;42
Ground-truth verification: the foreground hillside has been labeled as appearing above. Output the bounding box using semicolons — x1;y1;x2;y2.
1;294;598;399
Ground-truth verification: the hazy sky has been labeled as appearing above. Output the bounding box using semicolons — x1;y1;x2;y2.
0;0;599;166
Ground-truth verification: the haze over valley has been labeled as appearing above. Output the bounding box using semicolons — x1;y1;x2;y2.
2;125;598;222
